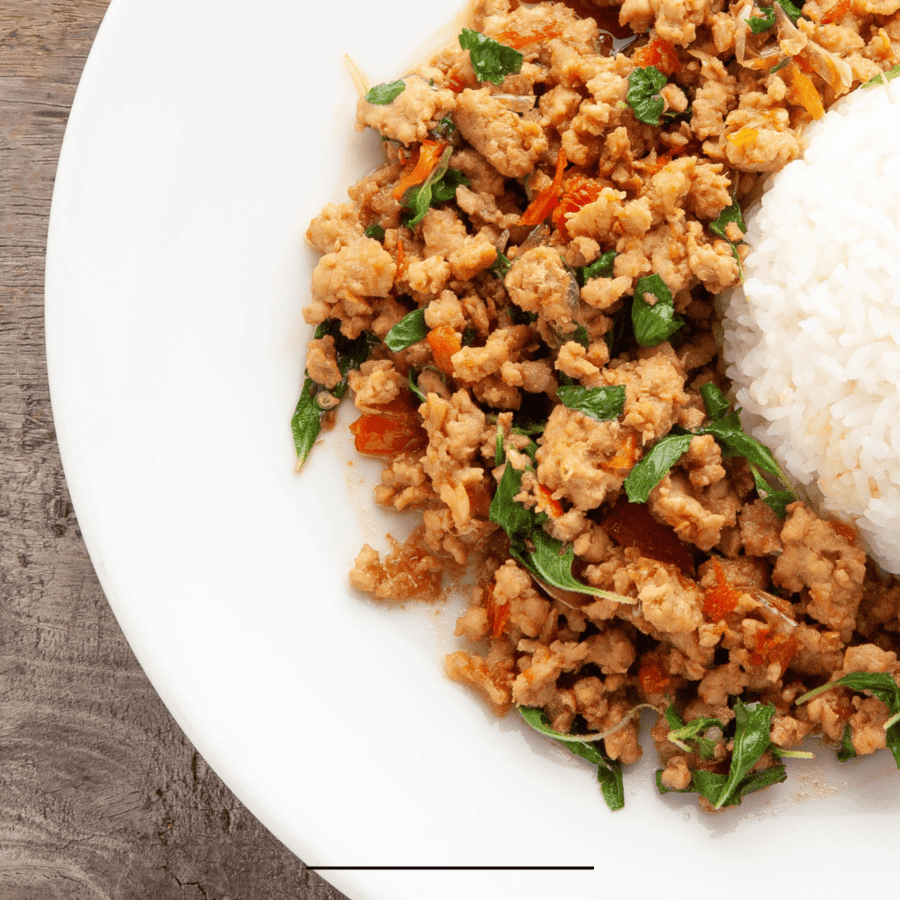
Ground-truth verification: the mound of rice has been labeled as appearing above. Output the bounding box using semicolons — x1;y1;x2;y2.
722;74;900;575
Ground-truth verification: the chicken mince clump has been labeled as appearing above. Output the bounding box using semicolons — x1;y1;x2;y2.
293;0;900;811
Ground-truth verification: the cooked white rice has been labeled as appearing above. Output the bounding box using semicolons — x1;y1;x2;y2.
721;74;900;575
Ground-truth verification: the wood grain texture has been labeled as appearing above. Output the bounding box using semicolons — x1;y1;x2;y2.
0;4;348;898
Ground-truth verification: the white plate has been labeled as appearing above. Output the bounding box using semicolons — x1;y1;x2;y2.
46;2;900;898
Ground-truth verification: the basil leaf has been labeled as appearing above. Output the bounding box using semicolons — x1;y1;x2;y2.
364;80;406;105
748;465;794;518
458;29;524;85
402;146;467;228
700;382;731;421
631;273;684;348
557;384;626;422
577;250;616;286
702;413;783;477
623;433;693;503
709;197;745;242
657;703;786;806
862;62;900;88
799;672;900;767
777;0;803;23
491;251;512;279
408;368;427;403
626;66;668;126
509;528;587;595
490;440;631;599
838;723;858;763
519;707;625;811
684;765;787;807
664;707;724;760
291;376;327;472
432;115;458;140
747;0;802;31
408;365;446;403
709;193;745;276
364;223;386;241
489;452;540;538
431;167;470;203
714;700;777;809
385;308;429;352
291;320;374;470
747;6;776;32
696;384;795;516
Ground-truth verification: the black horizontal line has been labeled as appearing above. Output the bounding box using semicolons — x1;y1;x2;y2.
307;866;594;871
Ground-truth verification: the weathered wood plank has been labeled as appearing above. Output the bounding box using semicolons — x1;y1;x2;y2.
0;3;349;897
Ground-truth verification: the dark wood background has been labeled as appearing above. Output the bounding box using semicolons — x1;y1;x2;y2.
0;3;349;897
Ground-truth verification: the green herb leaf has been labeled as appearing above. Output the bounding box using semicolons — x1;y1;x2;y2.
746;465;793;518
709;195;746;242
747;6;776;32
408;365;446;403
682;764;787;807
778;0;803;23
557;384;626;422
664;707;724;760
699;382;731;420
364;223;386;241
491;252;512;279
291;376;327;472
432;115;458;140
798;672;900;767
458;29;524;85
431;167;470;203
560;324;590;348
489;452;540;538
747;0;802;31
509;528;584;594
490;439;634;601
697;384;795;516
714;700;778;809
838;723;858;762
623;433;693;503
631;273;684;348
626;66;668;126
656;704;786;806
364;80;406;105
385;308;429;352
709;192;746;277
577;250;617;286
402;146;468;228
291;320;374;470
702;412;782;476
861;62;900;88
519;707;625;811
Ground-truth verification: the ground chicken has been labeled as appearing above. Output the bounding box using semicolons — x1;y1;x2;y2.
295;0;900;812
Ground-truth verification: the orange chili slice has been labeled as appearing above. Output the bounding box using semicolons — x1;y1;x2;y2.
632;38;680;76
638;658;672;695
702;560;742;620
820;0;853;23
748;626;798;676
727;127;759;149
391;140;448;201
550;173;605;239
785;62;825;120
495;24;563;49
427;325;463;376
535;483;564;519
519;149;568;226
485;585;511;639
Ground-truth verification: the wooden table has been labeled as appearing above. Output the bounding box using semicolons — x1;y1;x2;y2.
0;3;348;897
